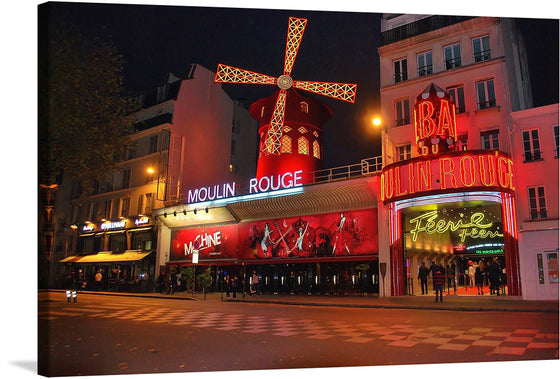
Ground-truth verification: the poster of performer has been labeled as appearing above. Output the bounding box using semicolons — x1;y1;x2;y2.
239;209;378;259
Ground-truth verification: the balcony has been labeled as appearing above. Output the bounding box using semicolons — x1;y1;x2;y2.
134;113;173;132
381;15;475;46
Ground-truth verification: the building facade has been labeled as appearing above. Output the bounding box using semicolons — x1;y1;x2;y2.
377;14;558;299
55;64;258;290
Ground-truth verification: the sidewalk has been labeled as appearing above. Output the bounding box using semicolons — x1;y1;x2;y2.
43;289;559;313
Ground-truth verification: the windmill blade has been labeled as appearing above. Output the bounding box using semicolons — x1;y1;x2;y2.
262;90;287;155
215;63;277;85
293;80;357;103
283;17;307;76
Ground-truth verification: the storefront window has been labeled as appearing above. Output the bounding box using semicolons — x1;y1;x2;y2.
537;254;545;284
108;233;126;253
547;252;559;284
131;230;155;251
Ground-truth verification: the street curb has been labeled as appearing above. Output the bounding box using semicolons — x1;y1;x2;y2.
224;298;559;313
40;290;558;313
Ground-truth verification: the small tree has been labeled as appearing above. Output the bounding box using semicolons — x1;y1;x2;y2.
181;267;194;293
197;268;213;300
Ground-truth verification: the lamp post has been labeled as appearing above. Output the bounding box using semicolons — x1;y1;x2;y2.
372;117;389;167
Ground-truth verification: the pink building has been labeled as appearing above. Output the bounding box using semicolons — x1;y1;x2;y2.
377;14;558;299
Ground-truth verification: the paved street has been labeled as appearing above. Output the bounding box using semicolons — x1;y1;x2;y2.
37;291;558;377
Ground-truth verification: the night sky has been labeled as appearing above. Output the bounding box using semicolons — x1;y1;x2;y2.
45;2;558;169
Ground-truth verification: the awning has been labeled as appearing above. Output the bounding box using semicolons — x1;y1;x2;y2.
59;250;154;264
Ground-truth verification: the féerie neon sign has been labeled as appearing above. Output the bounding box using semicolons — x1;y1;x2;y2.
409;210;503;242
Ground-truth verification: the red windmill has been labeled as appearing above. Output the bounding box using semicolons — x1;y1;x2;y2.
215;17;357;181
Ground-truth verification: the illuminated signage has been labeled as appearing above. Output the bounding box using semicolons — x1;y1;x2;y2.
101;220;126;230
186;170;304;204
183;231;222;256
414;83;457;156
82;224;94;232
381;151;515;203
409;210;504;243
188;183;236;204
134;216;150;226
249;170;303;193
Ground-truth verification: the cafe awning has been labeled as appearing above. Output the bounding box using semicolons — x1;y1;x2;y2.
59;250;154;264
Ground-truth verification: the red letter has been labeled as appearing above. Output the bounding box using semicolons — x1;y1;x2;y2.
460;155;476;187
439;158;457;189
478;154;496;187
416;101;436;140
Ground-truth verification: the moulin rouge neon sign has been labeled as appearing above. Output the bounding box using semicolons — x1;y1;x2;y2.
409;210;504;243
414;84;458;156
187;170;303;204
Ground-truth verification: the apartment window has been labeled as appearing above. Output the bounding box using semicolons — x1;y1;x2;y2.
447;86;466;113
298;137;309;155
122;169;131;189
137;194;144;215
472;35;491;62
457;135;468;151
522;129;542;161
553;125;559;158
476;79;496;110
89;202;98;221
395;98;410;126
417;51;433;76
120;197;130;218
396;145;411;161
444;43;461;69
481;129;500;150
103;199;113;219
149;135;158;154
145;193;154;212
528;186;547;219
393;58;408;83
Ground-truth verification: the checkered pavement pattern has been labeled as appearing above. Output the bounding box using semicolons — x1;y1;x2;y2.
40;303;558;357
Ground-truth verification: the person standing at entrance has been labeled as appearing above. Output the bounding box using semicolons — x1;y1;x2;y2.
488;258;501;296
95;270;103;291
467;261;475;288
475;261;484;295
252;271;260;295
433;267;445;302
418;262;429;295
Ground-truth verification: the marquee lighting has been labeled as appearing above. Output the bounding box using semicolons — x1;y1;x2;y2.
381;151;515;204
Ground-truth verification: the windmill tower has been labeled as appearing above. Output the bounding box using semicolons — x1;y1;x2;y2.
215;17;357;182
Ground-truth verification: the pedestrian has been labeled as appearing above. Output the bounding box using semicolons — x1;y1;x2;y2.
95;269;103;291
429;261;438;290
488;258;501;296
445;264;453;289
433;266;445;302
225;274;231;298
175;271;182;292
251;270;259;295
418;262;429;295
158;272;166;294
475;261;484;295
467;261;475;288
232;276;238;299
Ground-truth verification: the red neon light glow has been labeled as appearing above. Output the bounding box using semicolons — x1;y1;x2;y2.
381;151;516;203
416;101;436;141
436;99;456;138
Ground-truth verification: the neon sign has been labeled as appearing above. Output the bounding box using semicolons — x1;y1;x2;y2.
414;83;457;156
101;220;126;230
409;210;504;243
135;216;150;226
381;151;515;203
186;170;304;204
82;224;94;232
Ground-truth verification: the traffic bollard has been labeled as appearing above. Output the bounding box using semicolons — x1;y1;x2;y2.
66;290;71;303
72;290;77;303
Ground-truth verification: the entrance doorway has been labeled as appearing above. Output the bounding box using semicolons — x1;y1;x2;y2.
398;196;511;297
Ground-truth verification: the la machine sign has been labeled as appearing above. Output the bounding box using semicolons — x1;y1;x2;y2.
187;170;304;204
